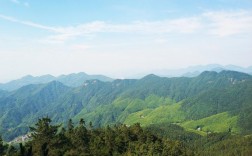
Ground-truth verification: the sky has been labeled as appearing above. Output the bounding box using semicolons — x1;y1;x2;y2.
0;0;252;82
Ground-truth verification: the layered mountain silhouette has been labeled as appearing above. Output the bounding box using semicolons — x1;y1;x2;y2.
0;72;113;91
146;64;252;78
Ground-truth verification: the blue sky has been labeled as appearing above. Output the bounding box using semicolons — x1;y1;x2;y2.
0;0;252;82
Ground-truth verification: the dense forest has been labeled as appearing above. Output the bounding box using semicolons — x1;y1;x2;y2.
1;71;252;141
1;117;252;156
0;70;252;155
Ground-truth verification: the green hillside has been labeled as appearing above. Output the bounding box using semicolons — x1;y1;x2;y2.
0;70;252;141
124;102;184;126
181;112;240;133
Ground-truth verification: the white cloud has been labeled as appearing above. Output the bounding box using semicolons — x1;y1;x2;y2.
107;18;201;34
0;14;202;42
0;10;252;43
203;10;252;36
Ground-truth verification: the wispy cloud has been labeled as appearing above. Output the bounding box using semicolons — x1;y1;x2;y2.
1;10;252;43
10;0;20;4
44;18;201;42
203;10;252;36
0;14;59;32
0;14;201;42
9;0;29;7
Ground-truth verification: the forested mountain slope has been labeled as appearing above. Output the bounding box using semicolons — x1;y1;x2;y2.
0;70;252;141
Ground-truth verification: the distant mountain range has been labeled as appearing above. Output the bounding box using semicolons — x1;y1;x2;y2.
0;70;252;141
1;64;251;91
0;72;113;91
151;64;252;78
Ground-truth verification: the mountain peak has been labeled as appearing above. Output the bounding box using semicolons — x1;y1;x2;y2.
218;70;251;78
142;74;159;79
58;72;87;78
22;75;34;79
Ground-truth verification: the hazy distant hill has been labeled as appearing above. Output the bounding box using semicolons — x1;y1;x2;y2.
0;72;113;91
0;75;55;91
56;72;113;87
152;64;252;78
0;70;252;141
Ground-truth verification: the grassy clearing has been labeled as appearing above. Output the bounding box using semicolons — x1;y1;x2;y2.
181;112;240;134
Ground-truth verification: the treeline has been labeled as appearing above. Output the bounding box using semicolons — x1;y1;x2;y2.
1;117;252;156
0;117;186;156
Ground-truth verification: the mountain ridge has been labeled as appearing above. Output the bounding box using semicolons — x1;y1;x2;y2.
0;70;252;141
0;72;113;91
148;64;252;78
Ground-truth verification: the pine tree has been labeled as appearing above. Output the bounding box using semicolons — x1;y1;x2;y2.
19;143;25;156
71;118;89;154
29;117;60;155
0;135;6;156
7;145;17;156
67;119;74;132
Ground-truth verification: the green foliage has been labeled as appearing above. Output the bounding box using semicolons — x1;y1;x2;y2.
0;81;71;141
29;117;60;155
9;118;189;155
0;135;8;155
145;123;201;142
181;80;252;120
6;118;252;156
1;70;252;141
181;112;240;134
193;133;252;156
239;105;252;134
124;102;185;126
